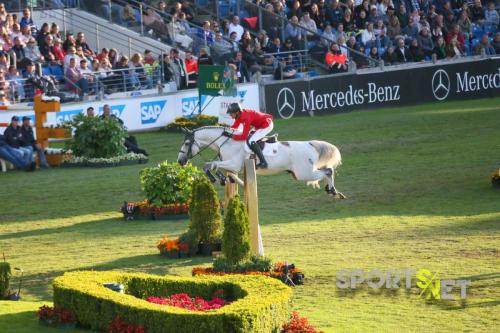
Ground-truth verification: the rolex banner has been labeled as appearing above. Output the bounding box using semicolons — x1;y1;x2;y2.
198;64;236;97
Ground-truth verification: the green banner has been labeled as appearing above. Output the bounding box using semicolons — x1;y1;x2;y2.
198;64;236;97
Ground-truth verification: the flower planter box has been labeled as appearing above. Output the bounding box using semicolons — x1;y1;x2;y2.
61;158;148;168
122;201;189;221
168;250;180;259
46;153;65;166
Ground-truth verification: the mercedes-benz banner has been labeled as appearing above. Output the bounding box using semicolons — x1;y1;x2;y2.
265;58;500;119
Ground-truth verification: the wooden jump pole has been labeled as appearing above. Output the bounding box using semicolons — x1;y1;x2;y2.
224;160;263;256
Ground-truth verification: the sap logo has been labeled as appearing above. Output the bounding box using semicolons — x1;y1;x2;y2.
98;104;125;118
141;100;167;124
237;90;247;99
181;96;207;117
56;109;83;124
130;91;142;97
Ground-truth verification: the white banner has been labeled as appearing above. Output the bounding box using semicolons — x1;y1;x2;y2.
0;83;259;134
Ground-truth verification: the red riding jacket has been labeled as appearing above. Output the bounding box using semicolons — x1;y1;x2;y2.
231;109;273;141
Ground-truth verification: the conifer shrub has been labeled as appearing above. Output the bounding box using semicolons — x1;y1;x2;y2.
0;262;11;299
222;195;250;266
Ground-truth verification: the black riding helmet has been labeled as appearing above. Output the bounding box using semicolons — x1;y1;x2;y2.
226;102;241;114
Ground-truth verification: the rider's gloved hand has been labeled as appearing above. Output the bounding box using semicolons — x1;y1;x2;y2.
222;131;232;138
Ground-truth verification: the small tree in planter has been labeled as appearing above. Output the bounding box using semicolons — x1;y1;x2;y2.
188;176;222;255
222;195;250;266
0;262;11;299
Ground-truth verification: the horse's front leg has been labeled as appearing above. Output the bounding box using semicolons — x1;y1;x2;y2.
203;162;217;183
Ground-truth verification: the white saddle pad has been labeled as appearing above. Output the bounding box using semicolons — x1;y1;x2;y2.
244;142;279;156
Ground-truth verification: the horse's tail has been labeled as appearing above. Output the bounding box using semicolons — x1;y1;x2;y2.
309;140;342;169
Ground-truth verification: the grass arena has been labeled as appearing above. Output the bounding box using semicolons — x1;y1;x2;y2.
1;97;499;332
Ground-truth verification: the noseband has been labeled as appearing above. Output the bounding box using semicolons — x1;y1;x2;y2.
179;130;230;162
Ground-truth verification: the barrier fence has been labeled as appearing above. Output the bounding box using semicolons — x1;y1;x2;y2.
264;57;500;119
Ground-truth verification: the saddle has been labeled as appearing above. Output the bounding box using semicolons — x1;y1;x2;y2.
245;133;279;157
246;133;279;150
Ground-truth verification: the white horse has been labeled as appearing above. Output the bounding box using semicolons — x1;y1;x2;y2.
177;126;346;198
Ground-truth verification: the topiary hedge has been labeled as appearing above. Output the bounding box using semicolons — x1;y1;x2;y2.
53;271;292;333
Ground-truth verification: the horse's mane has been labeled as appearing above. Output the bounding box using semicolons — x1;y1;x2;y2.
193;126;227;132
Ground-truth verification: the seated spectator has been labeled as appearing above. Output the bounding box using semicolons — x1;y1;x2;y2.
409;38;424;62
50;22;62;40
210;31;232;64
20;116;49;168
470;0;485;25
229;51;250;83
115;55;139;90
7;66;25;100
433;36;447;59
241;43;262;75
355;9;368;30
0;31;13;53
299;12;318;41
418;27;434;57
0;90;9;105
325;43;348;73
394;38;411;63
337;36;349;57
11;37;26;68
0;133;35;171
19;25;32;44
457;11;472;36
0;53;9;72
373;20;386;38
328;0;344;26
100;104;148;156
484;2;499;28
473;34;496;55
129;53;152;89
382;46;398;65
62;32;76;52
65;57;89;99
378;29;392;49
143;8;170;42
446;24;465;49
108;48;119;67
321;24;335;50
96;48;109;62
336;23;347;42
170;13;193;49
3;115;33;164
64;46;81;68
22;61;41;99
78;59;95;90
492;32;500;55
273;55;297;80
260;55;276;75
267;37;283;56
36;23;50;49
123;4;137;26
75;46;91;62
362;22;377;48
447;36;465;58
396;3;409;29
228;15;244;42
39;35;56;63
76;32;96;59
99;0;124;25
197;47;213;66
310;3;325;29
24;37;44;64
52;38;66;62
342;10;356;32
195;21;215;49
288;0;303;20
285;16;303;48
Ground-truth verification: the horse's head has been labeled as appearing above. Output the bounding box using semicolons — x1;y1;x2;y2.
177;128;198;166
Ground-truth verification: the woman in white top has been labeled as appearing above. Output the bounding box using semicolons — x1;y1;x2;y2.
170;13;193;49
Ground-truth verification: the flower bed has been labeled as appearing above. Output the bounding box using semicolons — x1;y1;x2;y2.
53;271;292;333
192;261;305;286
122;200;189;221
146;293;227;311
37;305;77;328
165;114;218;132
62;153;148;168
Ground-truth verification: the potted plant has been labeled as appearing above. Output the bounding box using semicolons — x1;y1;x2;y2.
188;177;222;256
179;230;199;257
166;239;179;259
178;241;189;258
157;235;169;256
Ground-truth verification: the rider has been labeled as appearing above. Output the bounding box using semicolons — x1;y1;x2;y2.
223;102;273;169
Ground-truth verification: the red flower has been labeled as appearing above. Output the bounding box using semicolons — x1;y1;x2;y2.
281;311;324;333
146;293;228;311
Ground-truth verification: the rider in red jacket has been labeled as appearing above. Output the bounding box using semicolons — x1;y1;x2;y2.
223;103;273;169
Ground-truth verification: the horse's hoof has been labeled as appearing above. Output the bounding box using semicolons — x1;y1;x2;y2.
220;179;226;186
336;192;347;200
228;175;236;183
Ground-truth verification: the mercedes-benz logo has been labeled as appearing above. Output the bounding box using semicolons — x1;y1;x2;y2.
276;87;296;119
432;69;450;101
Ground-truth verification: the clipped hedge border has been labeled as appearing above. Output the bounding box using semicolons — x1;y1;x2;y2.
53;271;292;333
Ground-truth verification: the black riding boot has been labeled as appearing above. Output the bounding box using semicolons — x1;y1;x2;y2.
251;142;268;169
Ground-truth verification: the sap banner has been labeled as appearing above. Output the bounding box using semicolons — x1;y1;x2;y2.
265;57;500;119
0;83;258;133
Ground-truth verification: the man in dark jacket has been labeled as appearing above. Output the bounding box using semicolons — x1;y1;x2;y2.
3;116;33;164
229;51;251;83
0;134;35;171
394;38;411;63
21;116;49;168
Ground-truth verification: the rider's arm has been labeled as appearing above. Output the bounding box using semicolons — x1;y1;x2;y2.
231;121;251;141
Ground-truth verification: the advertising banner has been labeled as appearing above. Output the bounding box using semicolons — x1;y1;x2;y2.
265;58;500;119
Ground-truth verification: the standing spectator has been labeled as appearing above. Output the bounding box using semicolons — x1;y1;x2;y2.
229;51;250;83
433;36;447;59
22;61;41;99
394;38;411;62
19;7;36;33
4;115;33;164
228;15;244;42
21;116;49;168
161;53;175;83
197;47;213;66
171;48;188;90
473;34;495;55
184;51;197;88
65;57;89;99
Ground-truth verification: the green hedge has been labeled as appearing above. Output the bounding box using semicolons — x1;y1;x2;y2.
0;262;11;299
53;271;292;333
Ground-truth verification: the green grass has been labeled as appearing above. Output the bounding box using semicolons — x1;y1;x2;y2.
0;98;499;332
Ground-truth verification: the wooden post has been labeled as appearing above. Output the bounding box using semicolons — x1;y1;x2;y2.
224;171;238;209
244;160;261;256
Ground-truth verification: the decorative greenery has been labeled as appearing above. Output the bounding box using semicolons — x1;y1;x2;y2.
213;255;273;274
281;311;325;333
140;161;202;207
53;271;292;332
65;113;128;158
222;194;250;266
0;262;11;299
37;305;77;326
108;316;145;333
188;176;222;244
179;230;199;254
165;114;218;132
63;152;147;167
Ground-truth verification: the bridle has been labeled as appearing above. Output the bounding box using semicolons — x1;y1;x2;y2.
179;129;231;162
